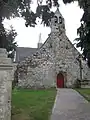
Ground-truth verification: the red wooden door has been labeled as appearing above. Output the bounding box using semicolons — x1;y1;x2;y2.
57;73;64;88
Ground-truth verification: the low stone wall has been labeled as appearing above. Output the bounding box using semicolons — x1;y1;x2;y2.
0;48;13;120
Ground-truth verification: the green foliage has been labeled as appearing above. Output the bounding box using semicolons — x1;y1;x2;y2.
5;26;17;59
0;1;17;59
62;0;90;67
4;0;59;26
36;5;54;26
76;0;90;67
76;22;90;67
0;0;90;65
22;9;37;27
0;22;17;59
0;19;6;48
0;0;57;52
63;0;74;4
12;89;56;120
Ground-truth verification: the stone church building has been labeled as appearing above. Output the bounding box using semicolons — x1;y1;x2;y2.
16;8;90;88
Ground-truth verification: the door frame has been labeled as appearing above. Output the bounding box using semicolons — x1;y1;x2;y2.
57;73;64;88
56;71;67;88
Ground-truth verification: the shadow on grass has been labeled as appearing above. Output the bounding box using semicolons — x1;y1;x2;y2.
75;88;90;102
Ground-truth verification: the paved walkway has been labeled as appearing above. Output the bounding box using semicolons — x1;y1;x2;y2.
50;89;90;120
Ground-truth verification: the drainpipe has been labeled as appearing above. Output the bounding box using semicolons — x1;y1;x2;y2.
79;58;83;81
77;55;83;85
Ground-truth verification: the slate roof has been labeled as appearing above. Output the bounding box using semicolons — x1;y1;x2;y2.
15;47;37;62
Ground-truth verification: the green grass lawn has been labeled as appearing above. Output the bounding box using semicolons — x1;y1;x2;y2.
75;88;90;102
11;88;56;120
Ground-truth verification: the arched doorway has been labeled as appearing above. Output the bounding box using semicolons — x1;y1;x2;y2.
57;73;64;88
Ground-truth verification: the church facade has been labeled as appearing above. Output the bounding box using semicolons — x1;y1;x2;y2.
16;8;90;88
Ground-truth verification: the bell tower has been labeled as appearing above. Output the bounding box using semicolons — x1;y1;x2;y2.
50;8;65;33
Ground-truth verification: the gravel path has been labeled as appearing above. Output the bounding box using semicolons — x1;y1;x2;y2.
50;89;90;120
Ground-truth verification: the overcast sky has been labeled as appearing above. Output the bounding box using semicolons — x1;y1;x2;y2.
3;1;83;48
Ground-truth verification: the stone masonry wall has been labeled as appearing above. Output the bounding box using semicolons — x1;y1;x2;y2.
17;33;56;88
16;32;87;88
0;48;13;120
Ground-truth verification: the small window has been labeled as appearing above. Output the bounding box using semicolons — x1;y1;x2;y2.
54;16;58;23
59;16;62;24
66;45;69;49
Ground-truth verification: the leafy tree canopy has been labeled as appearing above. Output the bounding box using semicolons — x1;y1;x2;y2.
0;22;17;59
0;0;59;26
5;26;17;59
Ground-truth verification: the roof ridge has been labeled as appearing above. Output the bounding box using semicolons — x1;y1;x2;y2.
17;47;37;49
